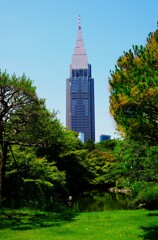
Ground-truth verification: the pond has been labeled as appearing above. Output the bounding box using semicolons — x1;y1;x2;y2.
74;190;131;212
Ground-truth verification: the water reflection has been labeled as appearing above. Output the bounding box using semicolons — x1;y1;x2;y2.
76;190;131;212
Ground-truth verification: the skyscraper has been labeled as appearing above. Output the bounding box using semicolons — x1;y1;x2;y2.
66;16;95;142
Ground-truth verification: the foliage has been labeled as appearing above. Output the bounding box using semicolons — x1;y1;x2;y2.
114;139;158;187
84;149;117;186
5;146;66;209
1;69;99;207
95;139;118;152
84;139;95;152
113;138;158;209
57;149;91;195
0;70;41;204
36;127;88;196
0;71;38;141
109;27;158;208
109;28;158;143
36;127;82;163
129;183;158;209
0;70;71;207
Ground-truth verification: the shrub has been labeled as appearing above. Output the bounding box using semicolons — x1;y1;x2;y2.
129;183;158;209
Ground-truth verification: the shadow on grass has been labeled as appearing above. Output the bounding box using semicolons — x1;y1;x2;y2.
140;226;158;240
148;213;158;217
0;209;78;231
140;212;158;240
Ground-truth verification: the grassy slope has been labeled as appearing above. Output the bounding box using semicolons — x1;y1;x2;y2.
1;209;158;240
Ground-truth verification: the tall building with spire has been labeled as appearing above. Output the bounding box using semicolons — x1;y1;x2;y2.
66;16;95;142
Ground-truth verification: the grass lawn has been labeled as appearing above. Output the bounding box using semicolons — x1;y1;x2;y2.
1;208;158;240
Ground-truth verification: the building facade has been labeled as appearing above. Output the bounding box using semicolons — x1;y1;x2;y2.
100;134;111;142
66;16;95;142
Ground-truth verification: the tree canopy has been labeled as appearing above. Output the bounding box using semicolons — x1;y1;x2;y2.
109;28;158;143
0;71;64;205
108;26;158;209
0;71;41;204
0;70;87;208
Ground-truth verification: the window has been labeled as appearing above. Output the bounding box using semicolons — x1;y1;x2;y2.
84;69;88;77
72;70;76;77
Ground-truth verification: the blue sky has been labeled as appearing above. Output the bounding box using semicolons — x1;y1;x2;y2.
0;0;157;141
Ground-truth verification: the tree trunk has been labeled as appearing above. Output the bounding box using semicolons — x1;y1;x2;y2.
0;147;2;206
0;141;8;206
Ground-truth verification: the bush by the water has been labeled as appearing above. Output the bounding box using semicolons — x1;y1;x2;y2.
130;183;158;209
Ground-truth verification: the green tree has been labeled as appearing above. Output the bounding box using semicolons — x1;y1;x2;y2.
0;71;39;205
0;70;64;205
114;138;158;188
1;70;78;208
109;27;158;143
58;149;91;195
5;145;66;209
114;139;148;185
36;127;89;196
84;139;95;152
113;138;158;208
96;139;118;152
84;149;116;187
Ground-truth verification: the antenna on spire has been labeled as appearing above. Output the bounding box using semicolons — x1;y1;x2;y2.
78;15;81;30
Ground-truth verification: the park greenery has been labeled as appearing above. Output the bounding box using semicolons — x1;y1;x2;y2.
108;25;158;209
0;24;158;213
1;208;158;240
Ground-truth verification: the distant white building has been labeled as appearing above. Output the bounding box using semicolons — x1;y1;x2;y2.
78;132;84;143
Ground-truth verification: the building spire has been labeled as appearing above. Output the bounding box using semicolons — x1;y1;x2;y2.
78;15;81;30
71;15;88;69
77;15;82;40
